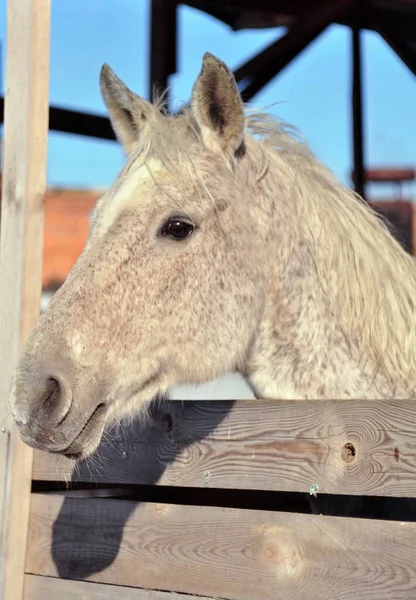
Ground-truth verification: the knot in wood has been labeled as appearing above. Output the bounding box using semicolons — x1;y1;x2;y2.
256;524;303;577
341;442;356;464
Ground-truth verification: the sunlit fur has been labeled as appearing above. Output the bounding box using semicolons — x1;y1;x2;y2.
11;53;416;460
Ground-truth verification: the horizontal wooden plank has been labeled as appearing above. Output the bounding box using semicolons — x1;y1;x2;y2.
33;399;416;497
26;494;416;600
24;574;211;600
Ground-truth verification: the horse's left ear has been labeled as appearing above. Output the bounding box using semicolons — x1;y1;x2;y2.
191;53;245;158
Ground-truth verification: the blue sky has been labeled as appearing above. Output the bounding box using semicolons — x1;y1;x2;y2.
1;0;415;198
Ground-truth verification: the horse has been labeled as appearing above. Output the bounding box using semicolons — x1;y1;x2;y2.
10;52;416;460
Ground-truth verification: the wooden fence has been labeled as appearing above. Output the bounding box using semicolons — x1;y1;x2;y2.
26;399;416;599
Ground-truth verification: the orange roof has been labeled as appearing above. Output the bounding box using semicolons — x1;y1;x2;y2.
42;188;102;289
0;175;102;289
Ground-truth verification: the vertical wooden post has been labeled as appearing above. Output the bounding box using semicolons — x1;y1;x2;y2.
352;25;365;200
149;0;177;110
0;1;50;598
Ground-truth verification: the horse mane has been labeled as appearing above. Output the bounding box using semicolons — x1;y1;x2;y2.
246;112;416;391
124;99;416;391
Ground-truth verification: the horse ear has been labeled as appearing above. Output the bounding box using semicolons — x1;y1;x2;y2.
100;64;152;154
191;53;245;158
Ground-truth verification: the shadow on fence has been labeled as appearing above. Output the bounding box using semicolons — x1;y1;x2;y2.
46;398;416;580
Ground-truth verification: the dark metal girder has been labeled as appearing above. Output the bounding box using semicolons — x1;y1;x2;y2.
233;0;357;102
352;26;366;200
183;0;351;31
183;0;416;33
0;97;115;140
150;0;178;108
373;11;416;77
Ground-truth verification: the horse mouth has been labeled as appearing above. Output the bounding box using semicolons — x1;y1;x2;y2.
56;402;108;460
52;370;163;460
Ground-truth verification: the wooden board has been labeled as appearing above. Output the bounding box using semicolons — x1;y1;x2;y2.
24;574;212;600
26;493;416;600
34;399;416;498
0;0;50;598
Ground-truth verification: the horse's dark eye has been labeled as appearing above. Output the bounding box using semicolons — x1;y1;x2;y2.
161;216;194;240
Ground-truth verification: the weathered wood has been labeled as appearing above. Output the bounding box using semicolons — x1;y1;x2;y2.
26;494;416;600
24;574;212;600
34;399;416;498
0;0;50;598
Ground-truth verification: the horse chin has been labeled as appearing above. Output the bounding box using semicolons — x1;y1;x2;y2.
59;388;167;462
56;403;108;461
62;446;99;461
59;434;103;461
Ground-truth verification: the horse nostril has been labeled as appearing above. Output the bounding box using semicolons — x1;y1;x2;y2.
43;377;61;408
36;375;73;425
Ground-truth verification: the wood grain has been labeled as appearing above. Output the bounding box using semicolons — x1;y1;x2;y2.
24;574;213;600
34;399;416;498
26;494;416;600
0;0;50;598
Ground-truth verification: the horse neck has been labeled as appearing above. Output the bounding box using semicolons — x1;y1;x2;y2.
242;144;405;400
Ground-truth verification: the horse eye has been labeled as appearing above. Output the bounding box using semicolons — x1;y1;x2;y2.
160;216;194;240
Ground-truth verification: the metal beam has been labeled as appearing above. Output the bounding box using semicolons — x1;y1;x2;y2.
183;0;361;32
374;12;416;77
352;26;365;200
149;0;178;109
0;97;115;140
233;0;356;102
